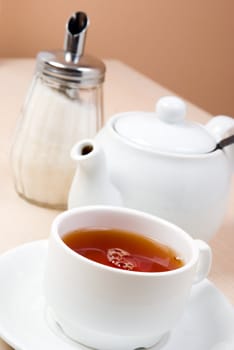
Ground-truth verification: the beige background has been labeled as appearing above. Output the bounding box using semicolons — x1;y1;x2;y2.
0;0;233;117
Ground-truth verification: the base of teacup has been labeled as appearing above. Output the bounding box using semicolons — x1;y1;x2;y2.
45;306;170;350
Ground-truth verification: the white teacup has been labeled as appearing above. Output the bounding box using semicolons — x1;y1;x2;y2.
44;206;212;350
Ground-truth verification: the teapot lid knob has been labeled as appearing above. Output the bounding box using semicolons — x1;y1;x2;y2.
156;96;186;123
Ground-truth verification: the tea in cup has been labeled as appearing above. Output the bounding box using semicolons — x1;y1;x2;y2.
44;206;212;350
62;226;185;273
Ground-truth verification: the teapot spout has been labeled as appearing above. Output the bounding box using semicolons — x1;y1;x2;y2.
70;139;104;173
68;139;123;208
206;116;234;172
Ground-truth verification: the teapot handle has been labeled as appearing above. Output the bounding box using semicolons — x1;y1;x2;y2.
206;115;234;144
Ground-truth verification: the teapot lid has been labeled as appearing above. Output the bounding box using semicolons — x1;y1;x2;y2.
113;96;216;154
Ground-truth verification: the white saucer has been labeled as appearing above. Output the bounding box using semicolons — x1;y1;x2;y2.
0;240;233;350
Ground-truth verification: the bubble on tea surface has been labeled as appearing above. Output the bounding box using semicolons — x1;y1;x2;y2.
107;248;137;271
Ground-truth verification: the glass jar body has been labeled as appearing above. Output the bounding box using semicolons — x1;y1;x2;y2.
11;72;103;209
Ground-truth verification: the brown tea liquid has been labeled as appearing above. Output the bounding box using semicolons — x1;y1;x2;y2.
62;228;184;273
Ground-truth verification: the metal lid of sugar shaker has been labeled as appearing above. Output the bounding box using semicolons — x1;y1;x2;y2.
37;11;106;87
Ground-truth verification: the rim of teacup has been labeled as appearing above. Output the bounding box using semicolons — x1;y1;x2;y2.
50;205;199;277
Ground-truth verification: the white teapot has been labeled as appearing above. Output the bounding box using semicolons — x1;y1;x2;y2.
68;96;234;241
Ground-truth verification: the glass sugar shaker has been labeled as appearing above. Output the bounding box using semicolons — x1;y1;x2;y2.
11;11;105;209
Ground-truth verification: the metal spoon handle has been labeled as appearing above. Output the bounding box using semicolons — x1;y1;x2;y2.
216;135;234;149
